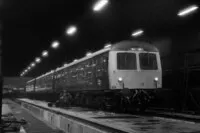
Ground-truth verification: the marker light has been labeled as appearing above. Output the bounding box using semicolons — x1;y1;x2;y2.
118;77;123;82
154;77;158;81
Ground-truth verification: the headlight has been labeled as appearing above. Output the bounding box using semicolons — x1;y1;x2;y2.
118;77;123;82
154;77;158;82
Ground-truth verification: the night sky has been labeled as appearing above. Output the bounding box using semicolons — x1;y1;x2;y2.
1;0;200;77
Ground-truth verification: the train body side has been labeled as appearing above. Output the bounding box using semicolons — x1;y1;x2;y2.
54;52;109;92
26;40;162;94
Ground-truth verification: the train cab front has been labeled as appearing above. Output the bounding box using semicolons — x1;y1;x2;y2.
109;43;162;111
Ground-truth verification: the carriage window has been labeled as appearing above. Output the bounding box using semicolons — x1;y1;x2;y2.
117;53;136;70
139;53;157;70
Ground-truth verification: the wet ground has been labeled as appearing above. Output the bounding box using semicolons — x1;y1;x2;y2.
20;99;200;133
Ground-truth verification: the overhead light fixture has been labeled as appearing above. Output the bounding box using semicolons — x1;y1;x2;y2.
51;41;60;49
93;0;109;12
31;63;35;67
178;5;199;17
66;26;77;36
42;50;48;57
35;57;41;63
131;29;144;37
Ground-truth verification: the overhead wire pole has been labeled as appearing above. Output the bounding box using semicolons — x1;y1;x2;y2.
0;21;3;130
0;0;3;129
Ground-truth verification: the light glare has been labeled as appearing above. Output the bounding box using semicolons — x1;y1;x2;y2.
178;5;199;17
93;0;109;12
131;29;144;37
66;26;77;36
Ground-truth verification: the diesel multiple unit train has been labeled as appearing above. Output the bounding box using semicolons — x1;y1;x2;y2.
26;40;162;111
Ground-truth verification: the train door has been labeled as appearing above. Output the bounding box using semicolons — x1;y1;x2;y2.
95;53;109;90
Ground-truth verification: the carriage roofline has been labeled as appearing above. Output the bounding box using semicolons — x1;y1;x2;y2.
28;43;111;82
30;40;158;81
35;70;54;80
27;78;35;83
55;41;158;73
27;70;54;83
55;47;111;72
111;40;159;52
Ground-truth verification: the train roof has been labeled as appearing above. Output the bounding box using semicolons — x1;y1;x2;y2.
35;70;54;80
111;40;159;52
34;40;159;78
27;78;35;83
55;46;111;72
55;40;158;72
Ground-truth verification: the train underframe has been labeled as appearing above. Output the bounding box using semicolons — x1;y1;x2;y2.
38;88;157;112
25;88;157;112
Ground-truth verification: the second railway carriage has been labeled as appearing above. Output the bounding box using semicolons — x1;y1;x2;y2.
25;70;55;100
26;40;162;110
26;79;35;92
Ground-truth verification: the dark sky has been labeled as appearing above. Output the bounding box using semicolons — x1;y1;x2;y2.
1;0;200;77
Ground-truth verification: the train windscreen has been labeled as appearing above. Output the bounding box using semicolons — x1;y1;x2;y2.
139;53;157;70
117;53;137;70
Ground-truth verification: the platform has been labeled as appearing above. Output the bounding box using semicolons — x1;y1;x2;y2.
2;99;62;133
16;98;200;133
2;104;12;115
